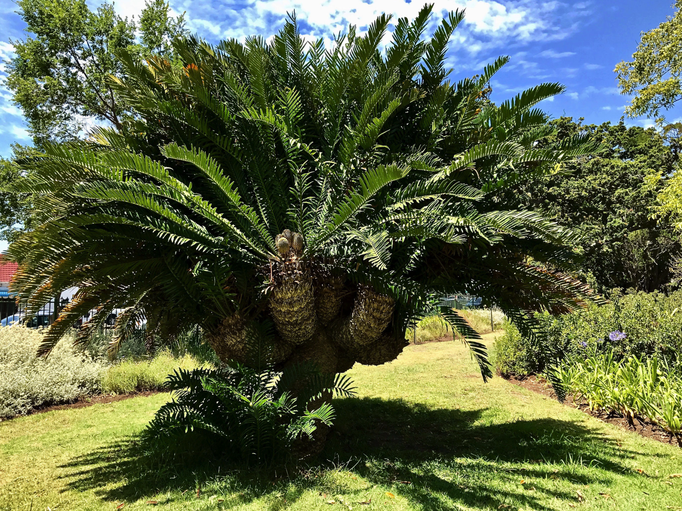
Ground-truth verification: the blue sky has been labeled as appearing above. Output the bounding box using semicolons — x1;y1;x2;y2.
0;0;680;158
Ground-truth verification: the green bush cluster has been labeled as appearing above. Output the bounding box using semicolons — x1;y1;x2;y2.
0;327;104;419
145;364;356;466
554;350;682;444
494;290;682;377
493;321;542;377
101;351;205;394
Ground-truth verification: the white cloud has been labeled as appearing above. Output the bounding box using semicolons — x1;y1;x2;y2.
0;41;13;61
0;89;21;118
9;124;30;140
584;63;602;70
601;106;612;110
539;49;575;58
0;121;31;141
0;102;21;117
583;85;620;96
103;0;147;20
566;92;579;100
190;18;224;36
0;40;14;74
168;0;587;56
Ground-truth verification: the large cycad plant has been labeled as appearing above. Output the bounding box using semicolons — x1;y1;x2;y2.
10;6;595;379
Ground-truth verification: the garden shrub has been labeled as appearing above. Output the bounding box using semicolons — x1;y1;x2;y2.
493;321;542;377
0;326;104;418
101;351;205;394
144;363;356;466
494;290;682;377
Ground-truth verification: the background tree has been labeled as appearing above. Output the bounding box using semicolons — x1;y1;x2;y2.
9;7;596;381
4;0;186;148
0;0;186;242
615;0;682;121
509;117;681;292
0;155;32;243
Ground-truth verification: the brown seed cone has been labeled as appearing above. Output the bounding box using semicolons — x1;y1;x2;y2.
205;314;248;363
292;232;304;253
333;285;395;350
355;333;409;366
206;315;295;365
335;349;357;373
269;274;317;345
276;236;290;257
315;278;343;326
269;339;294;365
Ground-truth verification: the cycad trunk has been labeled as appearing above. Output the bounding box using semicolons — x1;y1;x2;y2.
205;232;408;374
206;275;407;372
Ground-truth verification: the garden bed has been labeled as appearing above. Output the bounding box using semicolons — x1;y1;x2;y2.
506;374;680;446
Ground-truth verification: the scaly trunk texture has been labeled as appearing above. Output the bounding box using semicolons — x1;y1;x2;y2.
205;231;408;375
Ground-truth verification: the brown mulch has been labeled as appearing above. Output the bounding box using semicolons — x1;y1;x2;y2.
506;374;680;447
0;390;164;423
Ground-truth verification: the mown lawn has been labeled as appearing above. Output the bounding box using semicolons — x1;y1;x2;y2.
1;336;681;511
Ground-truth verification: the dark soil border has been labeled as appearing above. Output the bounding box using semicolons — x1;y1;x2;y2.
0;390;164;423
506;374;680;447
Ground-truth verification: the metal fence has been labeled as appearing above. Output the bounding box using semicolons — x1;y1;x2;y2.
439;294;482;309
0;297;63;328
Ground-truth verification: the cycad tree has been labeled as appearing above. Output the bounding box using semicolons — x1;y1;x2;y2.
9;5;595;379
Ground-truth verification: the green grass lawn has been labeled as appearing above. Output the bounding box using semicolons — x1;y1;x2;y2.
2;336;682;511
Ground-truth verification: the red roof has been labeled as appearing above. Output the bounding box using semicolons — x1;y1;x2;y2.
0;256;18;284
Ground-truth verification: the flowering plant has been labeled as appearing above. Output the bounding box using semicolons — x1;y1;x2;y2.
609;330;627;341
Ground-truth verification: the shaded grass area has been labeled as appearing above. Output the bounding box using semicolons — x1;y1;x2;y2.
1;336;681;510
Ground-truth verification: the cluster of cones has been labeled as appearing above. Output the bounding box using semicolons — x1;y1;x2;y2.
206;229;408;375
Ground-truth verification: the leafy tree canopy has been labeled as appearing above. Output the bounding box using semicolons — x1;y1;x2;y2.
515;117;681;292
4;0;187;148
616;0;682;122
0;0;186;241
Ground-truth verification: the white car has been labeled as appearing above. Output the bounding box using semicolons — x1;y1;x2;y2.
0;313;23;327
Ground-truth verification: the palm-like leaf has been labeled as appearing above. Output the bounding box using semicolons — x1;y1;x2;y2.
8;8;598;380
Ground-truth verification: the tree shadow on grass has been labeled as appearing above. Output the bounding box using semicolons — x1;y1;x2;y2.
59;397;657;510
325;397;660;510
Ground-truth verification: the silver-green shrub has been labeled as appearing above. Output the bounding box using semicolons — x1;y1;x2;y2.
0;327;104;418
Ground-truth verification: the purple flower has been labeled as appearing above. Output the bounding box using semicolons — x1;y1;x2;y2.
609;330;627;342
597;338;604;343
580;341;588;348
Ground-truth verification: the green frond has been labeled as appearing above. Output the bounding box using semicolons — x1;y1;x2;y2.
440;307;492;382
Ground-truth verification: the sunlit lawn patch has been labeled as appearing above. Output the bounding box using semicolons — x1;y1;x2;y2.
1;335;680;510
